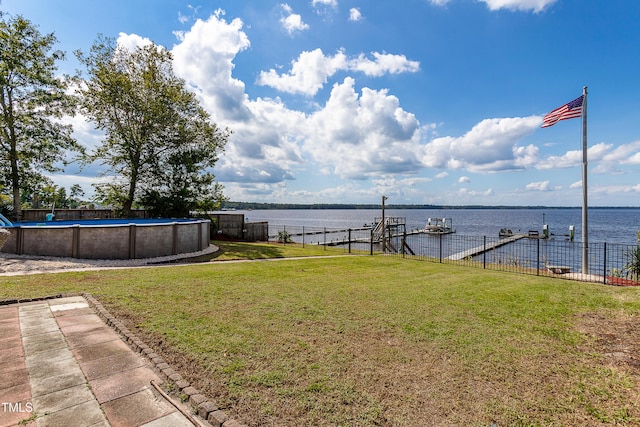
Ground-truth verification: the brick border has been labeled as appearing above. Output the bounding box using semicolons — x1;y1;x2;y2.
82;293;248;427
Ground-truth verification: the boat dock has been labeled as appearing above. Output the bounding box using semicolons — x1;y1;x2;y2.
447;234;527;261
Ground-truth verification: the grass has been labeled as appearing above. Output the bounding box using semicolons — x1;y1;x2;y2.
2;241;640;425
168;239;359;263
210;239;360;260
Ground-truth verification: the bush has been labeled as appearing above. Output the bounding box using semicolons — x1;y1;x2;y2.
277;230;293;243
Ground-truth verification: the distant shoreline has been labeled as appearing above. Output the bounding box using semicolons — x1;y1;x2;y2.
222;203;639;211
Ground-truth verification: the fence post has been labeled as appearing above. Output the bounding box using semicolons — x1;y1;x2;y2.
401;236;405;258
483;236;486;269
370;228;374;255
536;238;540;276
348;228;352;254
603;242;607;285
439;233;443;263
324;227;326;251
302;226;305;248
402;229;407;258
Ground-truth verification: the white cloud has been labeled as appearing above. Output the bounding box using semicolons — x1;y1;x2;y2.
171;14;251;122
116;32;153;51
350;52;420;77
456;187;494;198
430;0;556;12
312;0;338;16
169;12;307;187
479;0;557;13
525;180;551;191
536;142;612;170
257;49;348;96
312;0;338;6
420;116;542;172
305;78;423;179
107;9;617;206
349;8;362;22
280;4;309;35
593;140;640;174
257;49;419;95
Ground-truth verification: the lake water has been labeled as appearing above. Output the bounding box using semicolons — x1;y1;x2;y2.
238;208;639;245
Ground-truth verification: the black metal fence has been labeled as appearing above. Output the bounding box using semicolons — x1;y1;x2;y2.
268;225;373;254
390;232;640;286
269;224;640;286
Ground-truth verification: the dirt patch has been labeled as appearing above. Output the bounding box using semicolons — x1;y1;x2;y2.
578;311;640;370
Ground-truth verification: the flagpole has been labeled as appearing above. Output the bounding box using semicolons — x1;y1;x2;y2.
581;86;588;275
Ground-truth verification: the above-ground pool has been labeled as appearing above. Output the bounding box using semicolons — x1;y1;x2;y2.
0;218;210;260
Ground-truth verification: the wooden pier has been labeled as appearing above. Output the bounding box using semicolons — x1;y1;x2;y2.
447;234;527;261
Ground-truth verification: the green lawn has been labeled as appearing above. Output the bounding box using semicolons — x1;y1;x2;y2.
2;241;640;426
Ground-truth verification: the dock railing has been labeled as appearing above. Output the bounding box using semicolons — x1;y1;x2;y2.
268;224;640;285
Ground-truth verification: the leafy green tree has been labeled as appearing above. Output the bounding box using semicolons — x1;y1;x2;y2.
76;37;229;217
0;192;11;217
20;176;55;209
625;230;640;281
625;246;640;281
69;183;84;208
139;121;228;216
0;13;81;221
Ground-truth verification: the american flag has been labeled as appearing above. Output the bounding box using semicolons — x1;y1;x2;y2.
541;95;584;128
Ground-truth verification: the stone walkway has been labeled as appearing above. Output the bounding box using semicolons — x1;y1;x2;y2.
0;296;204;427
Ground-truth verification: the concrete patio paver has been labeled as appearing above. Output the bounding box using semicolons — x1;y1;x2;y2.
0;305;34;427
0;296;205;427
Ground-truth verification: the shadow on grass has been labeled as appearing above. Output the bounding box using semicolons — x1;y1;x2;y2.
164;240;341;264
161;240;287;263
211;240;286;260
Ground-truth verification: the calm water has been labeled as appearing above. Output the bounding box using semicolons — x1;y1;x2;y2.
238;208;640;244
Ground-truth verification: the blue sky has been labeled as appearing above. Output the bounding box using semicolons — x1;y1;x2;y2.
3;0;640;206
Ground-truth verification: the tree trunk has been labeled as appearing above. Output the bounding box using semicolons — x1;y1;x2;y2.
12;184;21;222
123;171;137;218
122;198;132;218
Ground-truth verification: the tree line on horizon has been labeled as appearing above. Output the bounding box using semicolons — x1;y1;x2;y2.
221;202;632;210
0;12;228;222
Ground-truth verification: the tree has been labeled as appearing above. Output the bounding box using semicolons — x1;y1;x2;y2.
0;13;81;221
624;230;640;282
69;183;84;208
76;37;229;217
